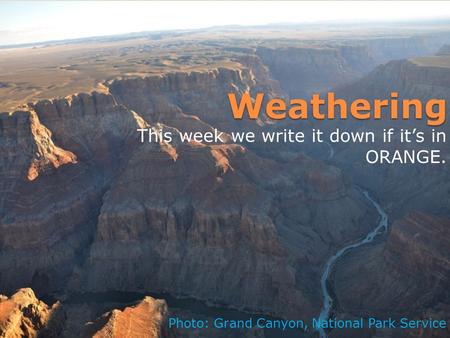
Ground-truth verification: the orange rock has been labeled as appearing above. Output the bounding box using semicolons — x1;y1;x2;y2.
92;297;171;338
0;288;63;338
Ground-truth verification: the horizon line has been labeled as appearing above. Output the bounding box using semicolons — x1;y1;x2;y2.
2;17;450;49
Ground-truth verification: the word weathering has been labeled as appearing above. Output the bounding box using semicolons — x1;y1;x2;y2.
228;92;446;126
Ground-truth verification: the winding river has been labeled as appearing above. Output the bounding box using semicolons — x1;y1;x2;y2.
317;190;389;338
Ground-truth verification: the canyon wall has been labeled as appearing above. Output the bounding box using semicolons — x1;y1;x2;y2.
0;65;375;323
334;212;449;319
255;33;450;99
1;39;449;337
256;45;378;97
335;58;450;217
325;55;450;337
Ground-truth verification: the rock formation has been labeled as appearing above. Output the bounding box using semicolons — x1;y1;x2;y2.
0;288;64;337
89;296;172;338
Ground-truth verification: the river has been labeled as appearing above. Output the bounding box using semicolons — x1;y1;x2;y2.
317;189;389;338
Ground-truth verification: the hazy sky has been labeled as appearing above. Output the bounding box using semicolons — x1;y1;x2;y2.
1;1;450;45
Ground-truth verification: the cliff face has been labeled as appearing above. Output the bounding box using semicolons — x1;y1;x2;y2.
255;34;450;99
0;110;76;182
108;68;275;133
0;107;99;295
81;70;373;316
256;45;378;97
30;92;144;172
330;59;450;331
0;91;145;296
0;110;76;208
340;59;450;101
0;65;375;321
325;212;450;338
361;35;450;61
333;58;450;219
334;212;450;316
79;137;371;319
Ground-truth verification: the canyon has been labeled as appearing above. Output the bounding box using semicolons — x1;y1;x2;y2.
0;23;449;338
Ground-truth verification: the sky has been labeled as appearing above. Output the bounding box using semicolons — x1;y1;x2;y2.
1;1;450;46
